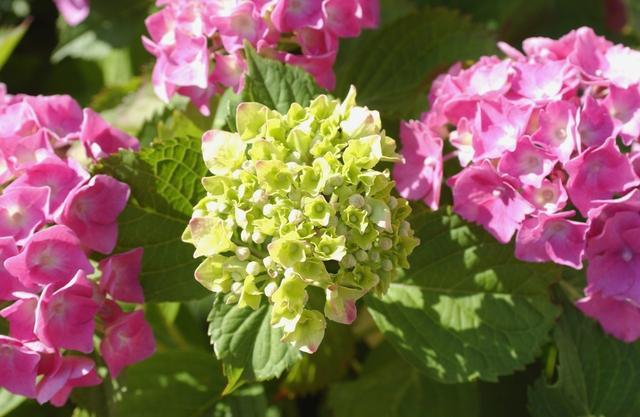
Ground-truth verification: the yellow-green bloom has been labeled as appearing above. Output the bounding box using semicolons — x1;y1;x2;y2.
183;87;419;353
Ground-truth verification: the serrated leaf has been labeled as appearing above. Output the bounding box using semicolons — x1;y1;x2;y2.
528;302;640;417
366;207;561;383
328;343;481;417
240;44;325;114
208;298;301;382
334;7;496;125
0;19;29;71
96;133;210;301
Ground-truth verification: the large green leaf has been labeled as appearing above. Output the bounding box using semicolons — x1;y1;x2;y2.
334;8;496;126
240;44;325;115
528;303;640;417
366;207;561;383
328;343;481;417
96;130;210;302
208;298;301;382
0;19;29;71
73;351;226;417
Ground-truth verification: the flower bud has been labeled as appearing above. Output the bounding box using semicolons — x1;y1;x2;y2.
235;246;251;261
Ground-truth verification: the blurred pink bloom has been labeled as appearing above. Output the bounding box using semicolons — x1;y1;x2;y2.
53;0;89;26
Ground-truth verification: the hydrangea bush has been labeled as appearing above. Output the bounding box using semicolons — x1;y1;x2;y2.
394;27;640;342
184;87;418;352
142;0;378;114
0;86;155;405
7;1;640;416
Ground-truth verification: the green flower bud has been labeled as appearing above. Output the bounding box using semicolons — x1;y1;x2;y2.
184;87;419;353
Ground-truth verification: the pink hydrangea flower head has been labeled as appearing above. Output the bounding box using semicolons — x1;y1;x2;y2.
99;248;145;304
0;186;50;244
498;136;558;187
144;0;380;112
564;137;638;216
4;225;93;288
34;271;100;353
6;156;89;218
515;211;588;269
100;310;156;378
53;0;90;26
393;120;443;210
80;109;139;160
58;175;130;254
577;290;640;342
0;336;40;397
449;162;534;243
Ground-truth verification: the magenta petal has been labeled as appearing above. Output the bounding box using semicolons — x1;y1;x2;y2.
101;310;156;378
34;271;99;353
80;109;139;160
0;336;40;397
577;291;640;342
99;248;145;304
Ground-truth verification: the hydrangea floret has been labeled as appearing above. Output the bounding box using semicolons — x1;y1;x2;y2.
0;84;155;405
393;27;640;342
143;0;379;114
184;87;418;353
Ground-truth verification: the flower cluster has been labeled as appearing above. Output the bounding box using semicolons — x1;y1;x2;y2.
0;85;155;405
393;27;640;342
143;0;379;115
184;87;418;353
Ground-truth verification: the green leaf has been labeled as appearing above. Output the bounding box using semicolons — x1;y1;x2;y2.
208;298;301;382
334;8;496;125
281;322;356;395
0;19;29;71
74;351;226;417
240;44;325;114
328;343;481;417
528;302;640;417
214;385;275;417
96;132;210;301
366;207;561;383
0;390;24;417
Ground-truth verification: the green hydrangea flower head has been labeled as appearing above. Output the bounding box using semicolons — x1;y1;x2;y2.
183;86;419;353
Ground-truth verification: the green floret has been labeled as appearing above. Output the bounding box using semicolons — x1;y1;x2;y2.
183;86;419;353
